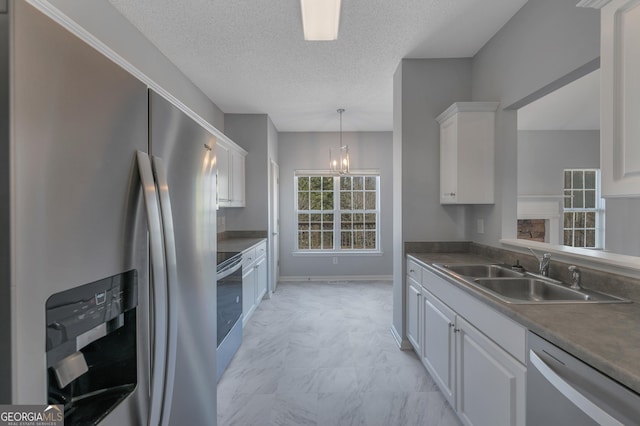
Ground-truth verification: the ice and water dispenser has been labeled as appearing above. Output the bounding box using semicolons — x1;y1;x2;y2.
46;270;138;425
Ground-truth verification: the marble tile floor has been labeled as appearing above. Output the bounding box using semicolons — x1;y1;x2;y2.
217;280;462;426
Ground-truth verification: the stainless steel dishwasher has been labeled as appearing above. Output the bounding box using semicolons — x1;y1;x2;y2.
527;331;640;425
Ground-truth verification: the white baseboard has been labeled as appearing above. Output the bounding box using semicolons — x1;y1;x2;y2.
390;325;413;350
278;275;393;282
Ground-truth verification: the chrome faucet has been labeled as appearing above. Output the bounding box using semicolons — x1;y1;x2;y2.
568;265;581;290
539;253;551;277
528;248;551;277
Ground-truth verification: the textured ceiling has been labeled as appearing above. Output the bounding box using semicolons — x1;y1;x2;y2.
518;69;600;131
107;0;528;132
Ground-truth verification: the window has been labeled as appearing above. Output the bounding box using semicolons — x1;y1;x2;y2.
296;173;379;252
563;169;604;248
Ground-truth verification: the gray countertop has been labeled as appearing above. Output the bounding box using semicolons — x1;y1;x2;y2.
218;237;266;253
408;252;640;395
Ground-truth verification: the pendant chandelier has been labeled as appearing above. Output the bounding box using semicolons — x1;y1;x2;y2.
330;108;350;175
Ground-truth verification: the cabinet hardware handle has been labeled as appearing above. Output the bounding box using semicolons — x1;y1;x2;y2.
454;328;460;333
409;269;415;273
448;323;455;328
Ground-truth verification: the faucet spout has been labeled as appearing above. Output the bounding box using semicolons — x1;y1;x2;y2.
539;253;551;277
528;248;551;277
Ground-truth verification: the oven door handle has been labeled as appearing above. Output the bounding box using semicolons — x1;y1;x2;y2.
529;350;624;426
218;258;242;280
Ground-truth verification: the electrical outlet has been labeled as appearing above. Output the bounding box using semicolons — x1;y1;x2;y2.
477;218;485;234
332;257;338;265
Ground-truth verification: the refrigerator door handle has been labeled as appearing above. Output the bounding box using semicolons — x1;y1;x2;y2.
151;156;179;426
136;151;169;426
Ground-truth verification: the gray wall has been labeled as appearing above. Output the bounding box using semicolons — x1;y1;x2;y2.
518;130;600;195
517;131;640;258
40;0;225;130
605;199;640;257
392;58;472;342
401;59;471;242
278;131;393;278
223;114;271;231
467;0;600;246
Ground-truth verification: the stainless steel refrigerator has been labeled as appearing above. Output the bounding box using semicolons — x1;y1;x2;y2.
1;2;218;424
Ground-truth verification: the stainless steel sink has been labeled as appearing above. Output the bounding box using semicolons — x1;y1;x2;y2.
435;263;525;278
433;263;630;304
472;277;629;304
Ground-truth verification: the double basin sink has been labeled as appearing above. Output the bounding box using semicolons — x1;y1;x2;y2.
433;263;630;304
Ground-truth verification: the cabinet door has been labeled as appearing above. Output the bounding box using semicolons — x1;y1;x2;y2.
255;257;267;302
422;291;456;407
406;277;422;353
440;117;458;204
456;316;526;426
230;149;245;206
242;266;256;326
217;142;230;203
600;0;640;196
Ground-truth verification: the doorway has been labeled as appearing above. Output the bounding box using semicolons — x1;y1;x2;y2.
270;160;280;293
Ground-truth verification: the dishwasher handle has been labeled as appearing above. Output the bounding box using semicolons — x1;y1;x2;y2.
529;350;624;426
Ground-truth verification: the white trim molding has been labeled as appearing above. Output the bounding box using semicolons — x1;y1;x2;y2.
576;0;613;8
295;169;381;176
390;325;413;351
435;101;500;124
279;275;392;282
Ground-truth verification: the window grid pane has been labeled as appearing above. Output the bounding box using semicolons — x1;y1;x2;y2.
563;168;601;249
296;174;379;251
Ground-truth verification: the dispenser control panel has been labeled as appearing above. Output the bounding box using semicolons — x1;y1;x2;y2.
45;270;137;367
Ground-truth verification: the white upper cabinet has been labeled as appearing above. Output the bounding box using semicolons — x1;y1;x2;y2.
217;141;230;203
217;139;247;207
436;102;499;204
598;0;640;196
230;148;245;207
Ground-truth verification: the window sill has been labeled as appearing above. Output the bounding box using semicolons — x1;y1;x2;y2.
293;250;383;257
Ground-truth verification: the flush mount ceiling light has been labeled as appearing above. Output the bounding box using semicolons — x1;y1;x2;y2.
330;108;350;175
300;0;342;41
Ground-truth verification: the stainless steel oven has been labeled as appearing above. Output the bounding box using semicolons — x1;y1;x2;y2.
216;251;243;381
527;331;640;425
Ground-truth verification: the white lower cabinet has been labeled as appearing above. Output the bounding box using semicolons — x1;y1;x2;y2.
406;276;422;353
407;256;526;426
242;240;268;326
456;316;526;426
255;256;267;302
422;291;456;407
242;262;256;326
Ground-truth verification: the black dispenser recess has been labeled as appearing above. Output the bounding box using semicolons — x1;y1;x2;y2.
46;270;138;425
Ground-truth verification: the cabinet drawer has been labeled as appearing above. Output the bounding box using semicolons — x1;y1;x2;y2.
255;241;267;260
407;258;422;283
242;247;256;270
